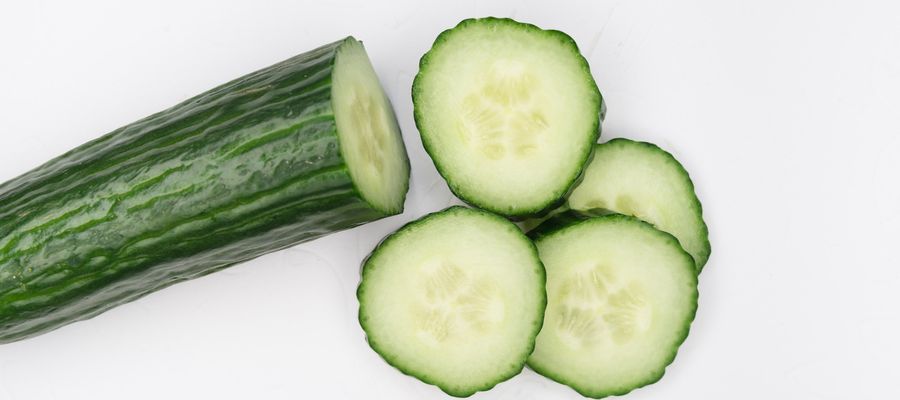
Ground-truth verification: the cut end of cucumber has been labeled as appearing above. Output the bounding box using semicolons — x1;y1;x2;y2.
413;18;601;216
358;206;546;397
528;215;698;398
333;38;409;215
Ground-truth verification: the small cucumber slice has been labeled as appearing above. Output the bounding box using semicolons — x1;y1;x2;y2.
413;18;602;217
528;214;698;398
358;206;546;397
568;139;710;271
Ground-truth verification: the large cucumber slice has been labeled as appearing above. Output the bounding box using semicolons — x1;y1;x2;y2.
358;206;546;397
0;37;409;343
528;214;698;398
413;18;602;217
568;139;710;270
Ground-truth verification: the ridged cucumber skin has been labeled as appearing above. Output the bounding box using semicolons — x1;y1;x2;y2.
527;214;698;398
358;206;547;397
413;17;603;219
0;37;409;343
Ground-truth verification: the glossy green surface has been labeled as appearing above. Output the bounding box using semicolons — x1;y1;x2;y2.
0;37;407;343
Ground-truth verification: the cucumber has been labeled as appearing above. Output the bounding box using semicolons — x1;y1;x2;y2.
568;139;710;270
527;214;698;398
0;37;409;343
413;17;603;217
358;206;546;397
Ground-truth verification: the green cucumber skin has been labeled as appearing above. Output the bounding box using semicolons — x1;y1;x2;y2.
0;37;408;343
525;210;591;240
526;208;627;240
528;214;699;399
413;17;603;219
358;206;547;397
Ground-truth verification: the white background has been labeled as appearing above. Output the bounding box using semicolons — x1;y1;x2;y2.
1;0;899;399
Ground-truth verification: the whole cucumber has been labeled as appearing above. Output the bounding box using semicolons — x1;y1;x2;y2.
0;37;409;343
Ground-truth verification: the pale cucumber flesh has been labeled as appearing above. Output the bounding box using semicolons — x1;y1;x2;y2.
413;18;601;216
358;206;546;397
528;215;697;398
568;139;710;270
333;38;409;214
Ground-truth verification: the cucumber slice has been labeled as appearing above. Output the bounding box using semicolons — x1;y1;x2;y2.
413;18;602;217
358;206;546;397
568;139;710;271
528;214;698;398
